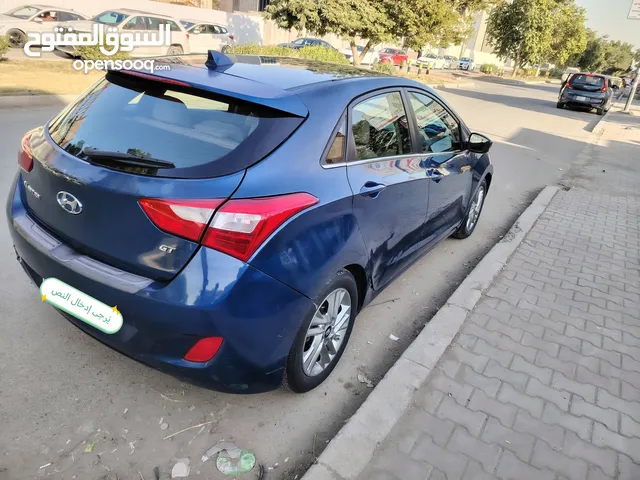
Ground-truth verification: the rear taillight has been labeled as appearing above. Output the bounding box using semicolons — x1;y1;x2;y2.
139;193;318;262
601;84;607;92
228;35;234;40
139;198;225;242
184;337;223;362
202;193;318;262
186;33;190;40
18;132;34;173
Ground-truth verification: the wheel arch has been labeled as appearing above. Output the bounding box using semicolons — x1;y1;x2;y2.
343;263;368;313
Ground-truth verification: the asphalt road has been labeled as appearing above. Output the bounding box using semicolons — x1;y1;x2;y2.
0;79;603;480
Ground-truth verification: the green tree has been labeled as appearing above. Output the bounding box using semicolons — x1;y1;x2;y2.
605;41;635;74
487;0;558;77
575;32;635;74
266;0;390;66
265;0;490;66
546;2;587;68
576;30;607;71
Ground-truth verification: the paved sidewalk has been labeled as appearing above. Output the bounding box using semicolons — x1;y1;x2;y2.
307;102;640;480
360;187;640;480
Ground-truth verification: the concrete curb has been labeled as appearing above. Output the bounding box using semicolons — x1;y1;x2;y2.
0;94;78;109
303;185;560;480
592;92;626;136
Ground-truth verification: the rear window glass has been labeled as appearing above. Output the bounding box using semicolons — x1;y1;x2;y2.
570;75;604;87
48;73;303;178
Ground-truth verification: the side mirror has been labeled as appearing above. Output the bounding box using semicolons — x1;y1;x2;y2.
468;133;492;154
33;17;43;23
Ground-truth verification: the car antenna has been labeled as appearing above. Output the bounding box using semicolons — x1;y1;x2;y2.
205;50;235;69
205;50;262;69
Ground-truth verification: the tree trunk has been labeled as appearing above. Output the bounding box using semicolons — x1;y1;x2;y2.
511;53;520;77
349;39;360;66
359;39;374;66
535;64;541;77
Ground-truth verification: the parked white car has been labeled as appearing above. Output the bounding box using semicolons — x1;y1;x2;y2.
342;45;378;65
443;55;458;69
459;57;476;71
56;9;190;57
417;53;446;69
181;19;235;53
0;4;89;48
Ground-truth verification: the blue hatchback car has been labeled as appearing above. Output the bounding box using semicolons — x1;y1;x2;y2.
7;52;493;393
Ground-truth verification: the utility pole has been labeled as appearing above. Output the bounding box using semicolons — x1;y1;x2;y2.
624;0;640;112
623;65;639;113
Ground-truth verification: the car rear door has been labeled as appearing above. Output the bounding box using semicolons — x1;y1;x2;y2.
406;90;473;245
345;89;431;290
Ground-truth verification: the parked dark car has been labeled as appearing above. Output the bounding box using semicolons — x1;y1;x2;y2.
7;52;493;394
557;73;614;115
278;37;336;50
378;48;408;66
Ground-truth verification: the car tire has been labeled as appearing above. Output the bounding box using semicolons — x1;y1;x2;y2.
596;108;604;116
7;29;27;48
556;101;564;109
452;179;487;239
167;45;183;55
221;45;230;53
283;269;358;393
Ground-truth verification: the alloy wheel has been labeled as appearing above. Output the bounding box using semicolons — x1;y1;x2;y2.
466;186;485;232
8;32;25;48
302;288;352;377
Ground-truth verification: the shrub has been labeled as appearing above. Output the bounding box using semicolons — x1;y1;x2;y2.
227;43;349;65
296;45;349;64
480;63;498;74
372;62;398;75
522;67;537;77
76;45;130;61
549;67;564;79
227;43;293;56
0;35;9;58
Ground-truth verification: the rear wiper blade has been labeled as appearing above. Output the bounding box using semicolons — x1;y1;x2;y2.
82;148;175;169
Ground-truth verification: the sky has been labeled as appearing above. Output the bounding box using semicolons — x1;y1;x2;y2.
575;0;639;48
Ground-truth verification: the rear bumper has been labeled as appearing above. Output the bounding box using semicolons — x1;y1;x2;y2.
7;174;314;393
561;94;605;108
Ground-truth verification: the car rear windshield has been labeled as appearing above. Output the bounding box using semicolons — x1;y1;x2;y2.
570;74;605;88
48;72;304;178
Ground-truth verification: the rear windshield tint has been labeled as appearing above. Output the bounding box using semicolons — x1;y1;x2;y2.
48;72;304;178
570;75;605;88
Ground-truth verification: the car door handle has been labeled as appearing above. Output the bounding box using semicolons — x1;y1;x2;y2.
359;182;387;197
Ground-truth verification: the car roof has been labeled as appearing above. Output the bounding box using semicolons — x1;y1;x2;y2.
27;4;78;12
110;8;175;18
133;54;432;116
